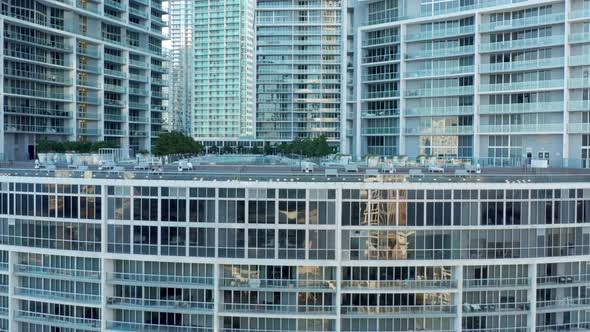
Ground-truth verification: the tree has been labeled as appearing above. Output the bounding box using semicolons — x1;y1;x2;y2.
276;135;334;158
152;131;202;156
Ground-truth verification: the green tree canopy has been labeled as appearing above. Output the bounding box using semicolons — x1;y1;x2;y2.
152;131;202;156
37;139;118;153
277;135;333;158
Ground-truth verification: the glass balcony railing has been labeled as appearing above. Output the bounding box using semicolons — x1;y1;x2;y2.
406;105;474;117
78;128;101;136
15;310;100;330
570;32;590;43
569;100;590;111
570;8;590;20
77;47;100;58
104;129;127;136
341;304;455;316
15;287;100;304
107;321;212;332
108;272;213;286
77;64;102;74
14;264;100;280
463;277;528;288
362;35;400;47
107;296;213;312
463;302;530;314
129;116;149;123
479;79;564;92
568;123;590;133
104;84;127;93
129;102;149;110
341;279;456;290
129;74;149;82
130;88;149;96
569;78;590;89
406;25;475;42
223;303;336;315
77;111;100;120
480;35;564;52
406;86;474;98
362;72;400;82
537;274;590;285
361;127;400;135
104;114;127;122
570;55;590;66
104;0;127;10
104;69;127;78
362;53;400;64
480;102;564;114
77;95;101;105
4;87;73;101
537;323;590;332
537;298;590;310
5;106;71;118
406;45;474;60
479;123;563;133
221;278;336;289
480;12;565;32
361;109;400;118
480;57;564;73
130;59;150;68
405;126;473;135
406;66;474;78
4;124;72;134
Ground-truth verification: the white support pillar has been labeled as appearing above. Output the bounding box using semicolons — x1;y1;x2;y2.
528;263;537;331
454;265;463;332
399;24;407;156
473;12;482;161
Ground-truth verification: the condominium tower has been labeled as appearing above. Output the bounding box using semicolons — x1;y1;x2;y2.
355;0;590;165
0;0;169;161
0;169;589;331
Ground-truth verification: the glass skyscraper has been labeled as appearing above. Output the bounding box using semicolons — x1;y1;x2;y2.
0;0;169;160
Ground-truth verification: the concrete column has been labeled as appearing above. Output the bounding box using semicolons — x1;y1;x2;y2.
354;26;363;160
213;263;220;332
528;263;537;331
0;18;4;161
100;184;109;331
454;265;463;332
563;0;572;164
473;13;482;161
335;187;342;332
399;24;407;156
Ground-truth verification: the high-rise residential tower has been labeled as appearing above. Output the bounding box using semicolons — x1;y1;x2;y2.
354;0;590;165
255;0;348;151
0;0;169;161
170;0;255;141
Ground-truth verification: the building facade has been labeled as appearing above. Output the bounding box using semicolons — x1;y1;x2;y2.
354;0;590;165
0;0;169;161
255;0;347;148
0;173;589;331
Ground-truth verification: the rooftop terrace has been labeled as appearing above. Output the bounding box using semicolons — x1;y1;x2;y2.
1;161;590;184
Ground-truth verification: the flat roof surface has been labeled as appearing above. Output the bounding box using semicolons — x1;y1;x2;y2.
1;161;590;183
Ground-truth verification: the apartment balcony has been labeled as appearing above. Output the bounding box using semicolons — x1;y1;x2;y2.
104;114;127;122
361;127;400;135
3;69;73;85
130;130;148;137
341;305;455;317
104;129;127;136
4;31;73;51
104;84;127;93
361;72;399;82
479;79;564;93
77;95;101;105
14;264;100;281
406;66;473;79
79;128;102;136
77;79;101;89
130;74;149;82
480;57;564;73
537;323;590;332
406;105;474;117
152;105;167;112
151;15;167;25
104;69;128;79
405;126;473;135
4;87;73;101
107;321;212;332
479;12;565;32
129;88;149;96
151;91;168;99
405;86;474;98
362;35;399;47
341;279;456;290
151;63;168;73
361;91;400;100
570;100;590;111
107;272;213;287
15;310;100;331
464;328;529;332
570;55;590;66
77;64;102;74
479;123;563;134
568;123;590;134
107;296;212;313
406;45;474;60
362;109;400;118
104;54;126;64
221;278;336;290
406;25;475;42
537;274;590;286
77;111;100;120
462;302;530;315
480;35;564;52
151;130;167;137
570;8;590;20
129;7;148;19
129;115;149;123
104;0;127;11
129;102;149;110
463;277;528;289
569;78;590;89
480;102;564;114
4;124;72;135
570;32;590;44
222;303;336;315
129;59;149;69
5;106;71;118
14;287;100;305
537;298;590;312
76;1;100;14
151;78;168;86
362;53;400;64
151;1;165;12
77;47;100;58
